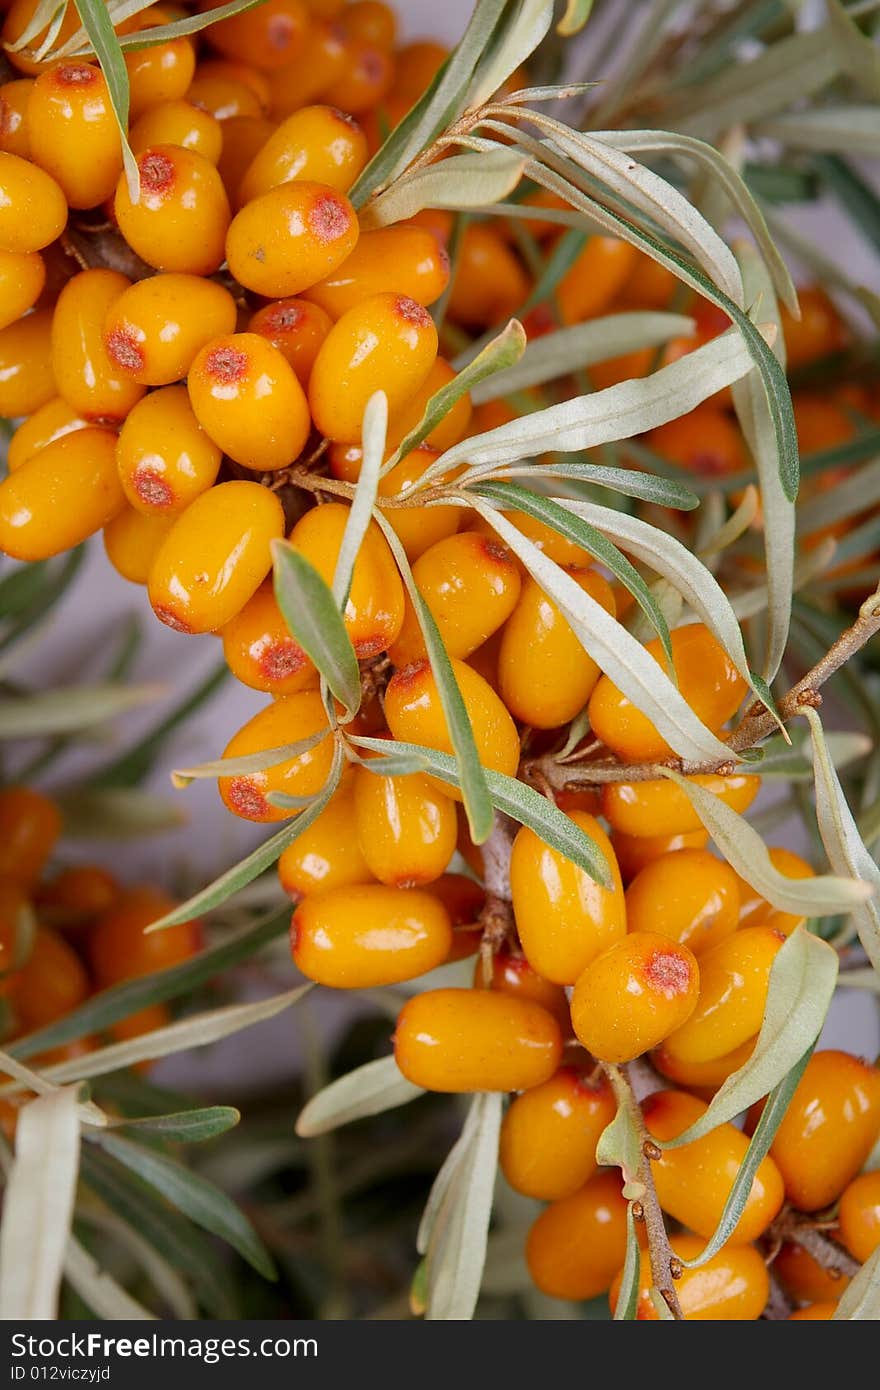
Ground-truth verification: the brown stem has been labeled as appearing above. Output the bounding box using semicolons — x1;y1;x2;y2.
763;1271;795;1321
477;813;516;984
772;1212;861;1280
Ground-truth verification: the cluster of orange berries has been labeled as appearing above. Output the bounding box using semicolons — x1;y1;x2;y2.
0;783;200;1131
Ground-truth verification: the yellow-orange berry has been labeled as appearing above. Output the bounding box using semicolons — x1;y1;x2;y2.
277;789;371;898
662;925;786;1065
187;73;264;122
610;1235;770;1321
408;532;520;660
648;407;748;479
782;286;848;372
2;0;81;75
0;307;55;416
0;247;43;329
838;1171;880;1265
509;813;626;985
27;61;121;208
651;1037;756;1094
264;19;347;116
203;0;309;71
309;291;438;443
352;765;456;887
89;886;200;987
188;332;310;471
126;32;196;121
10;927;88;1033
734;846;815;936
221;580;316;695
226;180;358;297
394;987;562;1093
238;103;366;205
321;38;393;113
104;273;237;387
787;1303;836;1320
343;0;396;47
0;787;60;889
116;385;222;516
6;398;87;473
384;356;473;452
248;297;333;386
611;827;709;883
588;623;747;763
288;502;404;657
331;444;460;562
305;224;449;319
624;849;740;956
500;1068;615;1201
51;269;146;423
216;114;276;198
103;506;175;584
194;60;271;111
218;691;335;823
602;773;760;841
526;1170;629;1301
0;79;33;157
447;223;529;328
474;948;570;1032
557;237;638;324
130;98;223;162
148;480;284;633
571;932;700;1063
0;427;123;561
774;1241;850;1305
35;865;119;932
115;145;230;274
291;882;451;987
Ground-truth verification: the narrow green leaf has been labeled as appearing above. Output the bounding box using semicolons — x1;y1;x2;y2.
272;540;360;718
296;1056;424;1137
3;0;64;52
756;107;880;154
613;1207;641;1321
596;1103;643;1194
332;391;387;620
0;683;162;739
496;460;698;509
171;730;329;787
362;149;525;229
834;1245;880;1319
557;0;595;35
73;0;139;198
465;0;554;110
114;1107;240;1144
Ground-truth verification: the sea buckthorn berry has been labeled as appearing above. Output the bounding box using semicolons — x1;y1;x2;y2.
104;506;176;585
473;947;571;1031
602;771;760;839
2;0;81;75
188;332;310;471
384;357;473;452
238;103;367;205
0;878;32;972
394;987;562;1093
0;80;34;156
89;886;200;988
309;292;438;443
125;32;195;121
838;1172;880;1265
662;925;785;1065
570;932;700;1063
222;581;316;696
277;790;371;899
558;237;638;324
289;502;404;657
781;286;847;371
469;508;592;568
431;871;484;960
615;249;677;310
217;114;276;198
104;273;237;387
36;866;119;931
643;1089;784;1243
509;813;626;985
305;225;450;318
330;443;460;561
342;0;397;47
499;568;617;728
758;1050;880;1213
10;927;88;1033
0;247;43;329
218;691;335;823
774;1241;850;1305
651;1037;755;1094
114;145;230;275
588;623;747;763
446;224;529;329
28;62;122;208
248;297;333;386
393;41;448;99
187;73;264;122
0;307;54;417
500;1069;615;1202
226;180;359;297
384;658;521;796
787;1303;836;1320
291;883;452;987
321;39;394;113
148;480;284;634
264;20;347;116
0;787;61;888
352;766;456;887
609;1235;770;1321
526;1170;629;1301
734;846;815;936
411;532;521;660
7;398;88;473
130;99;223;162
203;0;308;70
624;849;740;956
647;406;748;478
611;828;709;882
50;269;145;424
116;386;222;516
0;427;123;561
195;60;272;112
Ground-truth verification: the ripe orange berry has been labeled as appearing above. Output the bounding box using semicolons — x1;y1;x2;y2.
0;78;33;157
6;398;87;473
330;443;460;561
838;1171;880;1265
352;765;456;887
446;224;529;329
0;427;123;561
237;103;366;205
409;532;521;660
643;1088;784;1243
343;0;397;47
526;1170;630;1301
0;307;55;417
2;0;80;74
216;114;276;197
309;292;439;443
115;145;230;275
647;406;748;478
194;60;271;112
384;657;521;795
51;269;147;424
734;846;815;936
89;886;200;988
0;247;43;329
609;1234;769;1320
509;812;625;985
757;1050;880;1213
277;789;371;898
614;249;677;310
291;882;451;987
781;286;847;372
203;0;309;71
188;332;310;471
104;273;237;387
787;1302;836;1320
35;865;119;931
498;568;617;728
384;357;473;452
148;480;284;634
473;947;571;1031
264;19;347;116
427;871;483;961
305;224;450;319
10;927;88;1033
126;33;195;122
393;41;448;99
26;61;122;208
322;39;394;113
289;502;405;657
188;72;269;123
602;771;760;839
662;925;785;1065
500;1068;615;1202
651;1037;755;1094
394;987;562;1093
469;509;593;568
588;623;747;763
221;580;316;695
226;180;358;297
611;828;709;882
130;98;223;163
116;385;222;516
557;237;637;324
218;691;335;823
571;932;700;1063
248;297;333;386
774;1240;850;1305
0;787;60;889
104;506;175;584
624;849;740;956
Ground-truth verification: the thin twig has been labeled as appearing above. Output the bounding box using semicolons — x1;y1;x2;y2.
477;813;517;984
772;1210;861;1280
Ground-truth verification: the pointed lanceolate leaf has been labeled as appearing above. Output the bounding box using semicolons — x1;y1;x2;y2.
114;1107;241;1144
272;540;361;718
72;0;139;197
296;1056;424;1137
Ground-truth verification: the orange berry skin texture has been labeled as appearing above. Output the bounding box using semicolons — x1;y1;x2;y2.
838;1171;880;1265
104;506;175;585
395;988;562;1094
2;0;82;77
385;357;472;452
28;61;121;208
222;580;316;696
188;332;310;471
0;80;34;158
226;180;359;297
104;273;237;387
115;145;230;275
321;39;394;114
588;623;747;763
571;931;700;1063
217;114;276;198
305;224;449;318
289;502;404;657
0;427;123;561
610;1234;769;1320
651;1037;755;1094
734;845;815;936
558;237;637;324
500;1069;615;1202
773;1240;850;1304
130;99;223;163
0;247;44;330
125;34;195;121
36;865;119;932
0;787;60;888
0;307;55;417
525;1170;629;1301
782;286;847;372
7;398;88;473
51;269;146;423
309;291;438;443
238;103;367;204
352;766;456;887
116;386;222;517
475;949;571;1032
643;1089;784;1243
204;0;309;71
446;224;529;329
218;691;334;823
411;532;521;659
291;883;452;988
787;1303;836;1320
647;407;748;479
509;812;626;985
602;772;760;839
148;479;284;634
611;828;709;883
662;925;785;1065
10;927;88;1033
624;849;740;955
89;886;200;988
248;297;333;387
277;789;371;899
